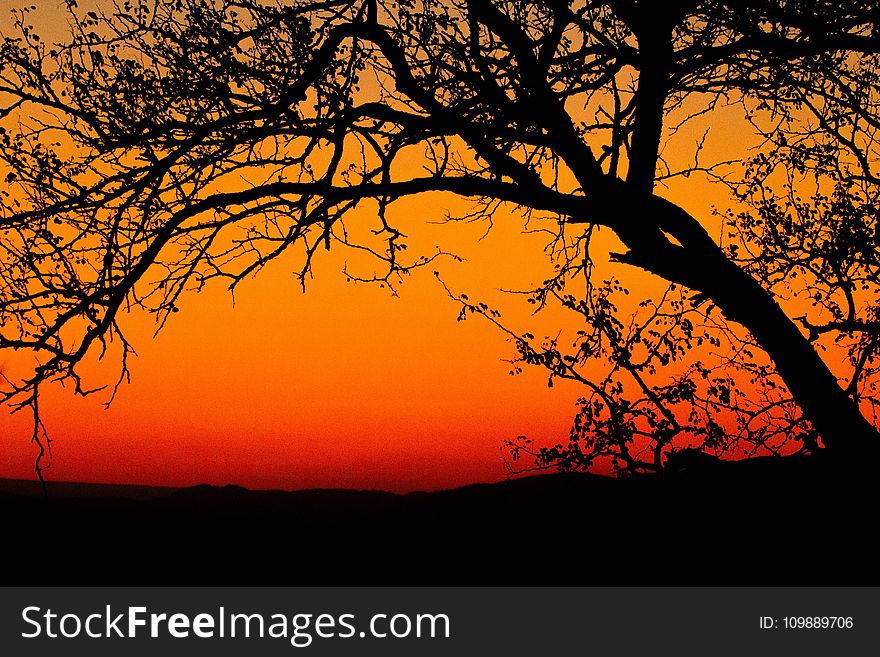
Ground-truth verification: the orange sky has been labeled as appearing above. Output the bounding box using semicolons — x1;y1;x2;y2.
0;4;798;492
0;199;598;491
0;174;734;492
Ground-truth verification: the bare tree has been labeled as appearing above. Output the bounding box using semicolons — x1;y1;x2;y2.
2;0;879;481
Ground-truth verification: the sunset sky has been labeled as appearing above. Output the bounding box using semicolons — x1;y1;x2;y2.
0;205;592;491
0;174;734;492
0;1;779;492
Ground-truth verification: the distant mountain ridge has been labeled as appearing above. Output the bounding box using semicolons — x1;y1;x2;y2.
1;457;876;584
0;478;182;500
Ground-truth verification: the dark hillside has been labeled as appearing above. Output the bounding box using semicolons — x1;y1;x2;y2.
3;455;875;584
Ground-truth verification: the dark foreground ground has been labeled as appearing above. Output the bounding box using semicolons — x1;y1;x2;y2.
2;454;876;584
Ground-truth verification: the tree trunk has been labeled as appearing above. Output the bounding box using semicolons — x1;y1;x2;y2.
699;253;880;453
611;195;880;454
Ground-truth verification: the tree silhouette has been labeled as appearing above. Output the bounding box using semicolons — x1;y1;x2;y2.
1;0;879;480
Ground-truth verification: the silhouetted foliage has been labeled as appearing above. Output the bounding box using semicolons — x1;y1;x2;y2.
1;0;880;480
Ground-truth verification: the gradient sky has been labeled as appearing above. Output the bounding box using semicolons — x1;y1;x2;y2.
0;208;595;491
0;3;768;492
1;173;736;492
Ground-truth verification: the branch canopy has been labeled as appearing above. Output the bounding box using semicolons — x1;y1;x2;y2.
2;0;880;475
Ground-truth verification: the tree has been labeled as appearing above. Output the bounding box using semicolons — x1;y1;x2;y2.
1;0;879;480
